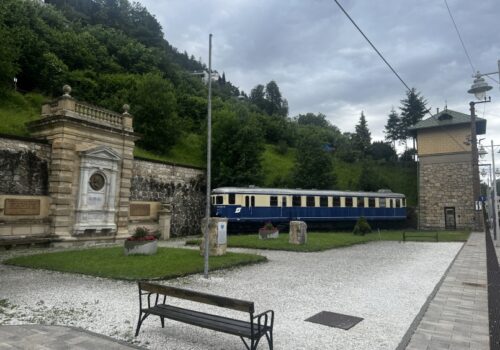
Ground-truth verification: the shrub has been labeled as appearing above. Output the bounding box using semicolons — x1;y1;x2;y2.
128;227;159;241
353;216;371;235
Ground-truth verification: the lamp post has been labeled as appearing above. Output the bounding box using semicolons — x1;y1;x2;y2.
203;34;213;279
491;141;499;240
468;71;494;231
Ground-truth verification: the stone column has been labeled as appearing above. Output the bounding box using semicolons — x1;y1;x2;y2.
289;221;307;244
200;217;228;256
158;200;173;240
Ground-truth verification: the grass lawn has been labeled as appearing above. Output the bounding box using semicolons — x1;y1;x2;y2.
3;247;266;280
186;230;470;252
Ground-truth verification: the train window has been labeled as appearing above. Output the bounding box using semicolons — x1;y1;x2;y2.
320;196;328;207
333;197;341;207
396;199;401;208
379;198;386;208
306;196;315;207
245;196;249;207
293;195;301;207
402;198;406;207
345;197;353;207
368;198;375;208
216;196;223;204
270;196;278;207
228;193;235;205
282;196;287;207
251;196;255;207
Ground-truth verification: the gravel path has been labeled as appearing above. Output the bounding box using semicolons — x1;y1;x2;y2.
0;241;462;350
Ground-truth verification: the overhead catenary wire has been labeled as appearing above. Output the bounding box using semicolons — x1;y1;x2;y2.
332;0;411;93
332;0;471;153
443;0;475;75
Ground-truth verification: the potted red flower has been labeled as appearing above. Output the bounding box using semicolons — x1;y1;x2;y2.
124;226;159;255
258;222;279;240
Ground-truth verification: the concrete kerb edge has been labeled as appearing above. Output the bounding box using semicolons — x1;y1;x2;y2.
0;324;146;349
395;240;467;350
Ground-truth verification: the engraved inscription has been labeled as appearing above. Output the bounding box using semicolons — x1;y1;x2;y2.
130;203;151;217
5;199;41;216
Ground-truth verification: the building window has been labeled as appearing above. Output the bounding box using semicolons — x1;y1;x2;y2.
345;197;353;207
228;193;235;205
270;196;278;207
293;196;302;207
306;196;315;207
320;196;328;207
333;197;341;207
368;198;375;208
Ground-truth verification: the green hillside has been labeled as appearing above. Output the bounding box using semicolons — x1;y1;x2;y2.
0;0;417;204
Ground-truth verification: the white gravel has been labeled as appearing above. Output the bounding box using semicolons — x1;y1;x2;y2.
0;241;462;350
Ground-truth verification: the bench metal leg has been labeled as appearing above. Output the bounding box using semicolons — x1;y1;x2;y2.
160;316;165;328
135;312;150;337
265;330;273;350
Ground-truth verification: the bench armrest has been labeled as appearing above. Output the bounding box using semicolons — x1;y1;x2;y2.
253;309;274;331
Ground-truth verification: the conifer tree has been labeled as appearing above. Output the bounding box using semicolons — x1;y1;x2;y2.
353;111;371;156
399;88;427;148
384;108;401;148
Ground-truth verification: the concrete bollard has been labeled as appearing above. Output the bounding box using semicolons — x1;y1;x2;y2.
200;217;228;256
289;221;307;244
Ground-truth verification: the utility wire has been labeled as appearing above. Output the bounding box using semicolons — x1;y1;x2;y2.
332;0;411;92
444;0;476;75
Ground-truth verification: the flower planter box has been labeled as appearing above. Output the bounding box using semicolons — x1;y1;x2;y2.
124;239;158;256
258;229;279;240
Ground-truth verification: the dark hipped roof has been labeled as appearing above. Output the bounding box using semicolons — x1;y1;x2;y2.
408;109;486;136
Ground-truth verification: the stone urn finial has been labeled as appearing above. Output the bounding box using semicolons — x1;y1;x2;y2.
62;84;72;97
123;104;130;115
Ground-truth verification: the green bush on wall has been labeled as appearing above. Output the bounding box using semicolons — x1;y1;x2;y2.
353;216;371;235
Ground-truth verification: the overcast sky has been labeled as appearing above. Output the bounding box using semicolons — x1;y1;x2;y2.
137;0;499;153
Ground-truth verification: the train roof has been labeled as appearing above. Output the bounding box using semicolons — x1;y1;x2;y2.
212;187;405;198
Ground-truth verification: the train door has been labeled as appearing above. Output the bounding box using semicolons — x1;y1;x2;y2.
281;196;287;219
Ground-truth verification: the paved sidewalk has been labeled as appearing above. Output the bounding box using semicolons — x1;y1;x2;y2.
0;324;144;350
405;232;489;350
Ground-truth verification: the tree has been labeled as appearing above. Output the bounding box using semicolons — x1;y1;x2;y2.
292;130;336;189
353;112;371;156
250;84;266;111
358;162;387;191
369;141;397;162
264;80;284;116
384;108;401;148
296;113;330;128
211;106;264;187
400;88;428;148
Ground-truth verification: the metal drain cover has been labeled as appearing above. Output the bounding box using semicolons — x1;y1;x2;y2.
305;311;363;330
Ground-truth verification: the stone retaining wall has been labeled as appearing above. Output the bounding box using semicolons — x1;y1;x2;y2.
0;136;50;195
131;159;205;237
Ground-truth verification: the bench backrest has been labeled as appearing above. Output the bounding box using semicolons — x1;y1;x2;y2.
139;281;255;314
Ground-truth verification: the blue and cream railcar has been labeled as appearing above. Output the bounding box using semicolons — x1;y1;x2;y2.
211;187;406;224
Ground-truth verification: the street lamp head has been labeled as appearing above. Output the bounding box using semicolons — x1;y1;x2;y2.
468;71;492;100
479;145;488;158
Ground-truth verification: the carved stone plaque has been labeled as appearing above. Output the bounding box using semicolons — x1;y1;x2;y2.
4;199;41;216
130;203;151;217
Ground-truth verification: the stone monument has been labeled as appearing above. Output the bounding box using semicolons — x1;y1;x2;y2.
200;217;228;256
289;221;307;244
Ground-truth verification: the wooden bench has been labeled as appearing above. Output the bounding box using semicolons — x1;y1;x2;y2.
135;281;274;350
402;231;438;242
